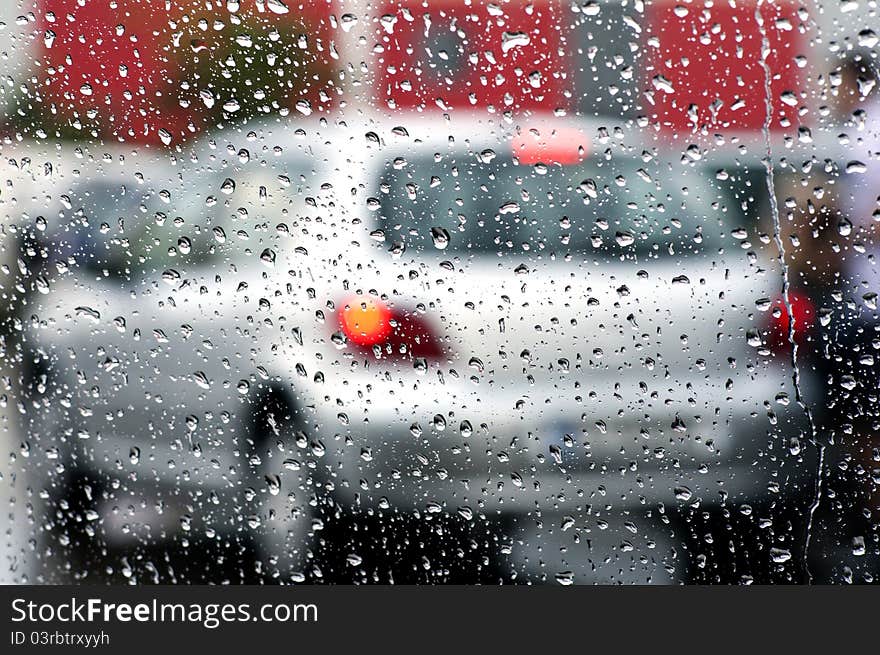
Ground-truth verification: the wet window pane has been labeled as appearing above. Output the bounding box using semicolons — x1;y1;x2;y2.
1;0;879;586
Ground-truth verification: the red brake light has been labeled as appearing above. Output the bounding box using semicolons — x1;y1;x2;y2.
339;296;394;346
337;295;444;360
763;290;816;353
512;125;588;165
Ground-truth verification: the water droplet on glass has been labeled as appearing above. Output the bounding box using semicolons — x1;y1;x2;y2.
430;227;450;250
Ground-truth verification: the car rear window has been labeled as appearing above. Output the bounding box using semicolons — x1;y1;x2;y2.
376;153;726;261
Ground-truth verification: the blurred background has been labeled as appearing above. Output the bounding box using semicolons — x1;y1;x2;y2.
0;0;879;584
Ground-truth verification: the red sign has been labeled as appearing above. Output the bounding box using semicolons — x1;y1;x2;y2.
645;0;804;132
375;0;566;113
32;0;807;138
36;0;337;145
36;1;174;142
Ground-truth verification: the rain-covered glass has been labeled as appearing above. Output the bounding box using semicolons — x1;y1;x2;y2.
0;0;878;586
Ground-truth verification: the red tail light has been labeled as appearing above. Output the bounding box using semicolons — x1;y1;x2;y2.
338;295;443;360
512;125;589;166
339;296;393;346
762;290;816;354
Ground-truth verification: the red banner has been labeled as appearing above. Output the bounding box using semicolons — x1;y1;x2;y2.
645;0;804;131
375;0;566;113
36;0;337;145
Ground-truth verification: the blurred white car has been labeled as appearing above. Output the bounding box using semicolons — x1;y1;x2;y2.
22;115;813;582
288;115;815;581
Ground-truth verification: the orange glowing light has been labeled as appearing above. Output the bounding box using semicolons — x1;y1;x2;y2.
339;296;394;346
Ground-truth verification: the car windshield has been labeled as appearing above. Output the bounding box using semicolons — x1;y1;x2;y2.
377;154;724;262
